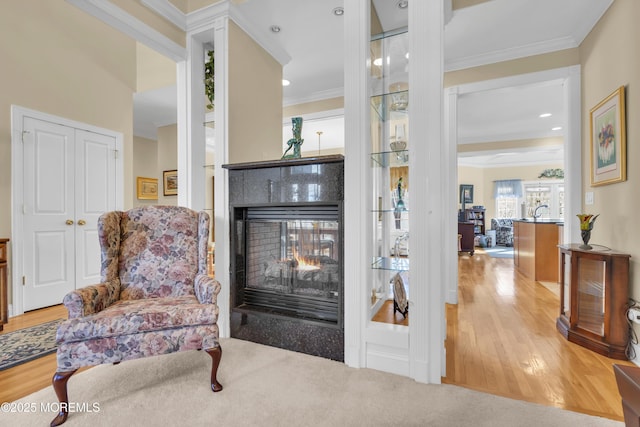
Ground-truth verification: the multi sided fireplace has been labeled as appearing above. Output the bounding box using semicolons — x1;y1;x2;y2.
224;155;344;361
237;206;340;322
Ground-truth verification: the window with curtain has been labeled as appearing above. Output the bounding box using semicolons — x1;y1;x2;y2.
493;179;523;218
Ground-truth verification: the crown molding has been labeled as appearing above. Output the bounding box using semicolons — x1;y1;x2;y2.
141;0;187;31
445;35;578;72
571;0;614;45
185;1;231;33
65;0;186;61
283;87;344;107
139;0;291;66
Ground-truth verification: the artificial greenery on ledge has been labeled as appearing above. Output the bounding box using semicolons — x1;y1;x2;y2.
538;168;564;179
205;50;214;110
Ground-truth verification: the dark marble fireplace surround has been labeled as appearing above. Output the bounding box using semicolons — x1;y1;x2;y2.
223;155;344;361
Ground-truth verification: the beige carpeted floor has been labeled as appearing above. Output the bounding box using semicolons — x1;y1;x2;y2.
5;338;623;427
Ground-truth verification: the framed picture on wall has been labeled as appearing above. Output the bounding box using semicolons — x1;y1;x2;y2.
163;170;178;196
459;184;473;204
590;86;627;186
137;177;158;200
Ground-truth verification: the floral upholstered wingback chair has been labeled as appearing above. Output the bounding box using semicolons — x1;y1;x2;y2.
50;206;223;426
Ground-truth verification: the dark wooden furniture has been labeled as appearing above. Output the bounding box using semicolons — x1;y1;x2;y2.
464;208;485;235
614;364;640;427
0;238;8;331
556;244;630;359
458;222;475;256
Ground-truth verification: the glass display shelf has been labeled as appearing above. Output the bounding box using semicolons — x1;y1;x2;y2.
371;209;410;213
371;150;409;167
372;256;410;272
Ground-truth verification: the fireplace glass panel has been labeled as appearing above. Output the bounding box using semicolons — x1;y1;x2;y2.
234;209;341;324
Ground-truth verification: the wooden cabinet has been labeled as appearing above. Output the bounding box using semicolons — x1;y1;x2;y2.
556;244;630;359
614;364;640;426
458;222;475;256
465;208;485;235
0;238;8;331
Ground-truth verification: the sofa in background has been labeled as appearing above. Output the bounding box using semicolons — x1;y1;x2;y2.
491;218;514;246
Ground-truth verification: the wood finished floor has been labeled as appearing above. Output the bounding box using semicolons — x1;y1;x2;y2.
0;252;633;421
446;248;633;421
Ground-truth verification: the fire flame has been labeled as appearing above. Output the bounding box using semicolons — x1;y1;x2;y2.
292;247;320;271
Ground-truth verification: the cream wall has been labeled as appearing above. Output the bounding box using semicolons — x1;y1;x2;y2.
157;124;178;206
580;0;640;300
0;0;136;239
283;97;343;117
133;136;159;207
137;42;177;92
228;20;283;162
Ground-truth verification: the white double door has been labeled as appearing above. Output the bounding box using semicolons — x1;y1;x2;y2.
22;117;117;311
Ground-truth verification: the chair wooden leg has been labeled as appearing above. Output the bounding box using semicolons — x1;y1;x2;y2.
205;346;223;392
50;370;77;427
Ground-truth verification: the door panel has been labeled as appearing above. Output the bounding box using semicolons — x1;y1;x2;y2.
23;118;75;310
34;231;69;286
22;119;117;310
75;130;115;287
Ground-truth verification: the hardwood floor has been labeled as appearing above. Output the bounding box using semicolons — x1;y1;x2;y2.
1;253;632;421
372;300;409;326
447;249;633;421
0;305;69;404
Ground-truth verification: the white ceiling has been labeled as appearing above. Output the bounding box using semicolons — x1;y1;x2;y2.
134;0;613;166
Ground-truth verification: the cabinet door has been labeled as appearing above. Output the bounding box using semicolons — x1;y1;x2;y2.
575;256;606;336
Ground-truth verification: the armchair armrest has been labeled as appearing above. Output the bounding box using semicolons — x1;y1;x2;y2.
194;273;221;305
62;279;121;319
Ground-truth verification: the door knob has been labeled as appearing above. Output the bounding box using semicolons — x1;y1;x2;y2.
77;219;87;226
65;220;74;225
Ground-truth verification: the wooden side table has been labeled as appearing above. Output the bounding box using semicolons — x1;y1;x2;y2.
0;238;9;331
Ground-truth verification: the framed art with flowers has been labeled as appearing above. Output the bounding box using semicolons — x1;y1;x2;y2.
590;86;626;186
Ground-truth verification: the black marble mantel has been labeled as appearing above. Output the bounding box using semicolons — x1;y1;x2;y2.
223;155;344;361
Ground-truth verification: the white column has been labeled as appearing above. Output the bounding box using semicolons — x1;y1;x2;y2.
408;0;445;383
177;34;206;211
343;0;371;368
564;66;582;245
212;17;230;337
444;87;459;305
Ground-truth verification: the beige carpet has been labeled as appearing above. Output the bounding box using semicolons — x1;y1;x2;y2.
6;338;622;427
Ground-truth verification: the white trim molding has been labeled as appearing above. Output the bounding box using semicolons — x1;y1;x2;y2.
141;0;187;31
65;0;186;61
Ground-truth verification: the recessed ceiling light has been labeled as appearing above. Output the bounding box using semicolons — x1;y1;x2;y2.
270;25;281;33
539;113;552;118
552;126;562;131
332;7;344;16
397;0;408;9
282;79;290;86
